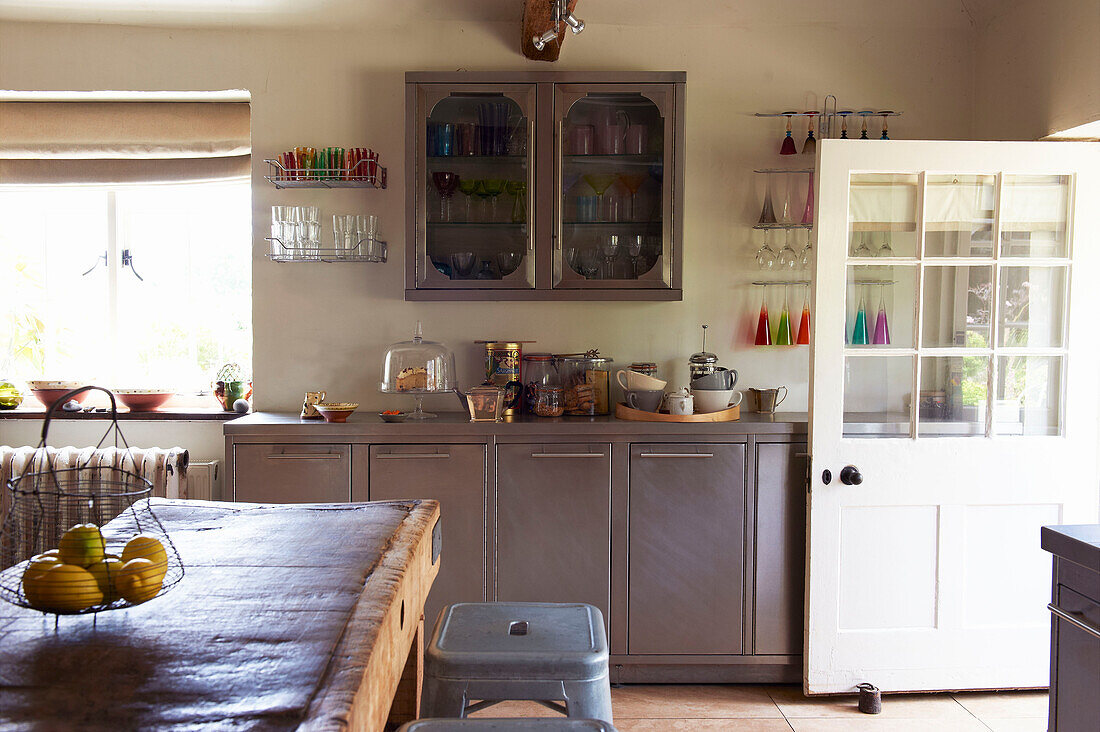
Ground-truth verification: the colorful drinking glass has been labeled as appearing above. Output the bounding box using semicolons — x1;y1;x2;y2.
802;113;817;156
776;287;793;346
619;173;647;221
852;288;869;345
780;114;797;155
755;287;772;346
432;171;459;222
758;172;777;224
481;178;506;221
872;287;891;345
796;290;811;345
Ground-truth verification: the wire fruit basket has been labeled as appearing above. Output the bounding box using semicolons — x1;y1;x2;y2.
0;386;184;617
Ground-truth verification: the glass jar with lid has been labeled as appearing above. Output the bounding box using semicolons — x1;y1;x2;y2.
558;353;613;416
533;385;565;417
379;321;457;419
522;353;559;414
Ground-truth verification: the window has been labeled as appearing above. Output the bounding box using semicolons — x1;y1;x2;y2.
0;181;251;400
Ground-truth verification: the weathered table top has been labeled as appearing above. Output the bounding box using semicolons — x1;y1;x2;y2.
0;498;440;731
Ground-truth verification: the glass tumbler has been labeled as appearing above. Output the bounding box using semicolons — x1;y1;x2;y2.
357;214;379;259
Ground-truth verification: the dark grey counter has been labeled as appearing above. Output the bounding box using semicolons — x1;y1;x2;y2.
224;410;809;437
1042;524;1100;573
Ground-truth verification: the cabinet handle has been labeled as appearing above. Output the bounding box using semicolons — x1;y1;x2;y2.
375;453;451;459
1048;603;1100;639
267;453;343;460
637;452;714;459
530;453;605;459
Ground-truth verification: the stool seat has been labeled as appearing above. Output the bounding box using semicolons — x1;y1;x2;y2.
399;719;617;731
429;602;607;680
422;602;613;724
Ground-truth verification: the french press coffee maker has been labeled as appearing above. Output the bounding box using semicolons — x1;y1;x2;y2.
688;324;719;380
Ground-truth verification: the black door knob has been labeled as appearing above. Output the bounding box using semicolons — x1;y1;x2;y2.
840;465;863;485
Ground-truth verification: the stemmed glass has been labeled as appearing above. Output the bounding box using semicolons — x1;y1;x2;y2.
432;171;459;222
496;250;523;277
754;285;772;346
618;173;647;221
853;232;874;258
578;248;600;279
583;174;618;222
780;113;797;155
473;180;492;221
879;112;892;140
851;286;870;345
878;234;895;258
796;285;811;345
451;252;476;279
799;230;814;270
872;285;891;345
758;172;777;224
800;172;815;224
802;113;818;156
756;229;777;270
457;178;479;222
598;234;621;279
776;286;793;346
505;180;527;223
777;229;799;270
481;179;505;222
779;172;793;223
627;234;644;279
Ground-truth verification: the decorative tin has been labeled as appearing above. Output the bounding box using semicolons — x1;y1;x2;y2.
476;341;535;416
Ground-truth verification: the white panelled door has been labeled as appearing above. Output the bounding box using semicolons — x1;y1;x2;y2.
807;141;1100;693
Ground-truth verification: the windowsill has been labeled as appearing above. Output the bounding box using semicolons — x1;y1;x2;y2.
0;408;240;422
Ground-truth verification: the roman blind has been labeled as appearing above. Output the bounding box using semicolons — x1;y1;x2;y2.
0;98;251;184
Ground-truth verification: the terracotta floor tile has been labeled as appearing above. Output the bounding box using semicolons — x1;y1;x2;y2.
786;719;990;732
952;691;1049;720
616;720;794;731
611;684;784;719
982;718;1047;732
767;685;974;720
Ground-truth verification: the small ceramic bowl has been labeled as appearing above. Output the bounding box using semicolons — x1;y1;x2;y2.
315;402;359;423
379;411;408;423
114;389;174;412
27;381;87;409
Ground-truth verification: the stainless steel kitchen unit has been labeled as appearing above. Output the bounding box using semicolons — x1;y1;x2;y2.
224;412;806;683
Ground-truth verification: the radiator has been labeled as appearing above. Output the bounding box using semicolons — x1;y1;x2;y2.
183;460;220;501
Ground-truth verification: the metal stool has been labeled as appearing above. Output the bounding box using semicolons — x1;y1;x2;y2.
421;602;613;724
399;720;617;731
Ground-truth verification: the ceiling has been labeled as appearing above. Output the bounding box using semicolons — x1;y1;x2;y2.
0;0;989;30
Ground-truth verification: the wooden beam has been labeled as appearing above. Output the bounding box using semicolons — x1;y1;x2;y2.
521;0;580;62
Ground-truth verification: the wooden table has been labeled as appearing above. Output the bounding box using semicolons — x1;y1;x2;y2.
0;498;441;731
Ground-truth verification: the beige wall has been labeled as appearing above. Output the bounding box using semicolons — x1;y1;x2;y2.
0;3;978;460
973;0;1100;139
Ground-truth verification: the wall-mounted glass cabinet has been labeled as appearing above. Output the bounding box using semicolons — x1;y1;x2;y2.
405;72;685;301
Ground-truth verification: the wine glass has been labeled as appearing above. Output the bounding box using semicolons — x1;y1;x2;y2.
755;229;777;270
618;173;647;221
578;248;600;278
796;285;811;345
852;286;869;344
854;232;873;258
776;286;793;346
505;180;527;223
481;178;506;222
457;178;478;222
598;234;621;279
777;229;799;270
583;174;618;222
755;286;772;346
878;233;895;258
627;234;644;278
472;179;491;220
451;251;476;279
802;112;817;156
496;250;523;277
758;172;777;224
432;171;459;222
799;230;814;270
872;284;891;345
780;113;797;155
779;172;793;223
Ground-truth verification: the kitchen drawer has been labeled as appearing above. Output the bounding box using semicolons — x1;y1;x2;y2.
628;443;746;655
496;443;611;623
1050;584;1100;731
364;444;487;635
233;444;351;503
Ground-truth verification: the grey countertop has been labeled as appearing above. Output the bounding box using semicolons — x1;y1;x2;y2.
1042;524;1100;573
225;410;809;437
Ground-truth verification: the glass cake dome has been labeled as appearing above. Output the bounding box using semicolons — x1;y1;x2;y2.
379;321;457;419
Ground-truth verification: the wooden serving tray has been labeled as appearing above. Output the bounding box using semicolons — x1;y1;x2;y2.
615;402;740;422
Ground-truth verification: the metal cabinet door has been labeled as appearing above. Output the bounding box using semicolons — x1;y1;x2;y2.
232;444;351;503
754;443;807;656
367;444;487;634
628;443;746;655
496;444;611;622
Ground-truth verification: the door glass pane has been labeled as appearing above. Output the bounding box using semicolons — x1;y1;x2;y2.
918;355;990;437
997;266;1067;347
924;174;995;257
848;173;919;258
425;93;532;284
846;265;917;349
995;355;1062;436
921;265;993;348
843;356;913;437
559;92;666;285
1000;175;1070;258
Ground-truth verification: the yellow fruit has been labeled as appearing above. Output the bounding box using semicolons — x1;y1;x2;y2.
40;549;60;559
118;558;163;604
58;524;105;567
33;564;103;612
121;535;167;583
86;555;124;603
21;556;62;606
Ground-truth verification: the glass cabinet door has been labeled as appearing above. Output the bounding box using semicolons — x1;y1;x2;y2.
414;85;536;289
553;85;677;290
